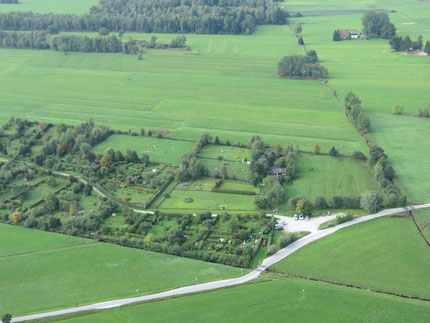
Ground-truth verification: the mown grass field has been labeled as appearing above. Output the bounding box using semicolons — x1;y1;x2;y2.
49;275;430;323
0;224;245;316
283;154;379;202
272;217;430;299
92;134;195;165
0;25;366;154
0;0;97;14
286;0;430;202
159;189;256;212
0;224;91;257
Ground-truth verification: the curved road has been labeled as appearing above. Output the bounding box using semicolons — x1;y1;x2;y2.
10;203;430;322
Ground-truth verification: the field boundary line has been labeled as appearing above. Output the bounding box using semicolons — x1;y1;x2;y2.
408;210;430;246
269;272;430;302
0;241;98;260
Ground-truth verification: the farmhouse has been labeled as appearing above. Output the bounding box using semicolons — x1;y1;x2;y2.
271;167;286;178
339;29;358;39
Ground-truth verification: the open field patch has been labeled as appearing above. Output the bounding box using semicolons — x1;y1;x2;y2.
47;275;430;323
284;154;379;202
0;0;98;14
0;224;91;258
0;25;366;154
93;135;195;165
0;226;244;316
159;189;256;212
272;217;430;299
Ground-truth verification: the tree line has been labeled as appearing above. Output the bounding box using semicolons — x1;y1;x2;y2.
344;92;371;134
0;31;187;54
277;50;328;80
0;0;19;3
389;35;425;52
0;0;287;35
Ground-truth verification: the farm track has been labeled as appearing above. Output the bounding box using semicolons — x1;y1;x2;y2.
10;203;430;322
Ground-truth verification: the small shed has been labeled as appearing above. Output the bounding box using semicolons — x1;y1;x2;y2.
339;29;358;39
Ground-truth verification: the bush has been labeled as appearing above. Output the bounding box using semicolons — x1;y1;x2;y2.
360;191;383;212
352;151;367;161
267;245;278;256
296;198;313;215
289;196;304;208
278;234;297;248
314;196;328;209
330;196;343;209
335;211;354;224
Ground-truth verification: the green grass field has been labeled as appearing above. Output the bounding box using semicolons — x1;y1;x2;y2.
0;0;97;14
92;134;195;165
0;224;245;316
159;189;256;212
272;217;430;298
198;158;249;181
286;0;430;202
49;275;430;323
0;25;366;155
0;224;92;257
284;154;379;202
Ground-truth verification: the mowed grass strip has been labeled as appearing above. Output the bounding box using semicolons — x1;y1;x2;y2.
92;134;195;165
271;217;430;299
50;275;430;323
0;224;91;258
0;229;245;316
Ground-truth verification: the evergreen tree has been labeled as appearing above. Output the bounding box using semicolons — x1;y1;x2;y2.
424;40;430;54
333;30;341;41
298;36;304;45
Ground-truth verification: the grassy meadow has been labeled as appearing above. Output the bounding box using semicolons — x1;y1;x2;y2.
159;188;256;212
0;25;366;154
92;134;196;165
283;154;379;202
0;224;92;257
286;1;430;201
0;224;245;316
0;0;98;14
48;275;430;323
272;217;430;299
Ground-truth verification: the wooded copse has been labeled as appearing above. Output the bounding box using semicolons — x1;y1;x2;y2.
361;11;396;39
0;31;187;53
277;50;328;79
0;0;287;35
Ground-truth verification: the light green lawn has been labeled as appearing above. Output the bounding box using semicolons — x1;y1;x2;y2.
159;189;256;212
0;229;245;316
0;224;91;257
272;217;430;299
52;275;430;323
198;158;249;181
284;154;379;202
92;134;195;165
